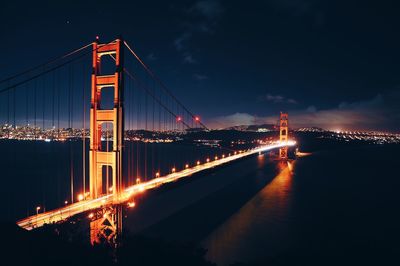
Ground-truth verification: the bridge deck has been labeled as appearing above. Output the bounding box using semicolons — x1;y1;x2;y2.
17;142;295;230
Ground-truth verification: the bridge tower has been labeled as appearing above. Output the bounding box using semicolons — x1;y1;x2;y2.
89;38;124;200
89;38;124;246
279;112;289;159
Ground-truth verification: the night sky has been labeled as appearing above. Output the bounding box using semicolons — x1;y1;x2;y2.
1;1;400;132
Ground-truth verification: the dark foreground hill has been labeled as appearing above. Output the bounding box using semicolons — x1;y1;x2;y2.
1;222;214;266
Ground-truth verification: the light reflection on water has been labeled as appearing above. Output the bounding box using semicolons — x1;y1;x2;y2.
202;160;295;266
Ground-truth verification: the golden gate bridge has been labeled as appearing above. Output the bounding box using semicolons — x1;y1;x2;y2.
0;37;295;245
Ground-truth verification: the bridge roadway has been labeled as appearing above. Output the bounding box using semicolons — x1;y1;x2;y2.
17;141;295;230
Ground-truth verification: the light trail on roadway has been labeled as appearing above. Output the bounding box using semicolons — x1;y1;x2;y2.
17;141;296;230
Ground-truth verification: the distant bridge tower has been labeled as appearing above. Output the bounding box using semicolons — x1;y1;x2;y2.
279;112;288;159
89;37;124;246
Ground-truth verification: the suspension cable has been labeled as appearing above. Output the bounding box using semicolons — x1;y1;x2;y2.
0;42;92;85
0;40;117;95
124;41;208;130
123;68;192;129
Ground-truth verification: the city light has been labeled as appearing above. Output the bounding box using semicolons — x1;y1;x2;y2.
64;200;68;205
127;201;136;208
171;167;176;173
215;156;218;160
185;164;189;169
155;172;160;178
88;213;94;219
136;177;141;184
78;194;84;201
206;158;210;162
197;160;201;165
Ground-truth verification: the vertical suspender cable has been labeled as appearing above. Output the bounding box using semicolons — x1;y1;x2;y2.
152;79;155;178
42;72;46;211
25;83;29;216
106;123;109;194
34;79;37;139
82;61;86;196
52;67;55;138
69;65;74;204
144;77;148;181
7;89;9;138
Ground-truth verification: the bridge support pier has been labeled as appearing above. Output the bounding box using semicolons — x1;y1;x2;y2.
89;205;122;247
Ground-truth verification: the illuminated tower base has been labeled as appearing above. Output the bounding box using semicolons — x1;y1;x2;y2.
89;206;122;247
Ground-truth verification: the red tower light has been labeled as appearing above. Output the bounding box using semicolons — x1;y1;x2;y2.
176;116;182;122
194;116;200;122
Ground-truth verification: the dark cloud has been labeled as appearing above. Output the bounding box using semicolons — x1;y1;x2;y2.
259;94;297;104
183;53;197;64
271;0;313;16
146;53;157;61
188;0;224;20
210;91;400;132
173;0;223;61
173;32;191;51
208;113;257;129
193;73;208;80
270;0;325;27
280;91;400;132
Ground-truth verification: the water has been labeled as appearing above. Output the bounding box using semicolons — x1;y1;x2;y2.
133;145;400;265
0;139;225;221
203;161;294;264
2;139;399;265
